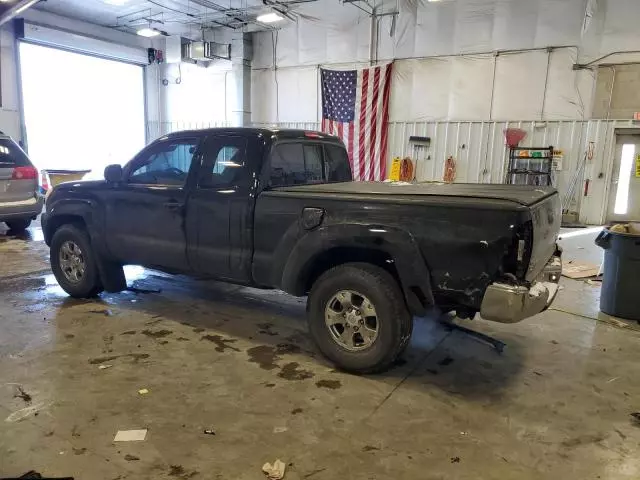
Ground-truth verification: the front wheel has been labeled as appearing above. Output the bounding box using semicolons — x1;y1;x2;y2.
307;263;413;373
50;224;103;298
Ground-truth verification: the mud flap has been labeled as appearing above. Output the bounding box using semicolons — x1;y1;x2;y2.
96;257;126;293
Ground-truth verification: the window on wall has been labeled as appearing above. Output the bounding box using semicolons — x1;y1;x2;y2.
19;42;146;178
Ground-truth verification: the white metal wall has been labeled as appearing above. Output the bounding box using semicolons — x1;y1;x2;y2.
251;119;639;225
146;121;232;142
250;0;640;124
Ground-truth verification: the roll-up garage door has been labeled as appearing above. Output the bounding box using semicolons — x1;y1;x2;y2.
17;26;146;177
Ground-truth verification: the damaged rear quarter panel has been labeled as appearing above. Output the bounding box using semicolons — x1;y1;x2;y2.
253;188;527;310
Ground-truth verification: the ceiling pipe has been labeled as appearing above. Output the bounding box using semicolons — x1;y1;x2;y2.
0;0;41;26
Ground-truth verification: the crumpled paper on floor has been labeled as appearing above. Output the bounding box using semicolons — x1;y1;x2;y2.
262;459;286;479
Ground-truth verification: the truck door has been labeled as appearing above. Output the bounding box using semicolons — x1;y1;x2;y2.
186;134;253;281
104;135;202;271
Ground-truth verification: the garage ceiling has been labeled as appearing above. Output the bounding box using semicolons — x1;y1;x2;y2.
34;0;318;37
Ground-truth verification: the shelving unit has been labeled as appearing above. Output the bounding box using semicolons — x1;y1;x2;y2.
505;146;554;186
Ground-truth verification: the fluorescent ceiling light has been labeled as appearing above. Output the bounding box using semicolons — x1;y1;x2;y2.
257;12;284;23
137;28;160;38
105;0;130;5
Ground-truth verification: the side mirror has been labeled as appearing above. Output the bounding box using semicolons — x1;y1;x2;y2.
104;164;123;183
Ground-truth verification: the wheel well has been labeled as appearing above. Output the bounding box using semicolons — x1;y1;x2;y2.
44;215;87;244
301;247;401;295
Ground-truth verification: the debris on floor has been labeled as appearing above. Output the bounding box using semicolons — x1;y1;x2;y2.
451;456;461;464
562;260;601;279
203;429;216;435
262;459;286;479
16;471;70;480
5;402;48;423
273;426;288;433
113;429;147;442
127;286;162;294
315;379;341;390
631;412;640;426
98;364;113;370
14;385;32;403
89;309;114;317
138;388;149;395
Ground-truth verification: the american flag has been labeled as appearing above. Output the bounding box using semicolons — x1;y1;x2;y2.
320;64;392;181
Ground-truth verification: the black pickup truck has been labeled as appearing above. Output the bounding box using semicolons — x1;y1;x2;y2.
42;128;561;373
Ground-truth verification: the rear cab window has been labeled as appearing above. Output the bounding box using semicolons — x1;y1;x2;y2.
0;138;31;168
269;141;352;187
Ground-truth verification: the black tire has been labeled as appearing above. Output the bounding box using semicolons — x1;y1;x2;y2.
50;224;103;298
6;218;32;232
307;263;413;374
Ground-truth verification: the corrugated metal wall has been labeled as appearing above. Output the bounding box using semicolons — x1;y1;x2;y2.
385;120;636;225
149;119;640;225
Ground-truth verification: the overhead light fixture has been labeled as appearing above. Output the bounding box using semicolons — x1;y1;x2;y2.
104;0;130;5
257;12;284;23
14;0;41;15
137;27;160;38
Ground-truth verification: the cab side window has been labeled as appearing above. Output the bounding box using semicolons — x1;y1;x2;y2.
270;143;324;187
324;144;352;182
128;138;199;187
198;136;247;189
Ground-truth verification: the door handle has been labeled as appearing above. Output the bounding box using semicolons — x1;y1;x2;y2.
163;201;184;211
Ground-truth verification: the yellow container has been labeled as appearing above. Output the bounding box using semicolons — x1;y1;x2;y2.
45;170;91;187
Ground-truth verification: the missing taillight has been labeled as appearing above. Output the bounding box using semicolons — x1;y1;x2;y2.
503;221;533;280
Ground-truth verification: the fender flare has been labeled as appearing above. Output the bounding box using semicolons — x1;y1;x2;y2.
44;199;98;245
279;224;434;316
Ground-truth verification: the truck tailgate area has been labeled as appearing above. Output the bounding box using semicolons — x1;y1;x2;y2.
526;191;562;281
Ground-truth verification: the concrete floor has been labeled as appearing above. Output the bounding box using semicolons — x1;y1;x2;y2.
1;225;640;480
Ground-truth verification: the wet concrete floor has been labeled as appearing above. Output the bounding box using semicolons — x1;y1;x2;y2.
1;225;640;479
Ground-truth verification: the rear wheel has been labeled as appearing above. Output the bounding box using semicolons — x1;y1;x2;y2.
50;224;103;298
307;263;412;373
5;218;32;232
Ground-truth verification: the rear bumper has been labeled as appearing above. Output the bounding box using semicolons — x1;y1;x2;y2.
0;196;44;222
480;255;561;323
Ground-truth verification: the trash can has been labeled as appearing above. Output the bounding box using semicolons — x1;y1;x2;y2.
595;227;640;320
